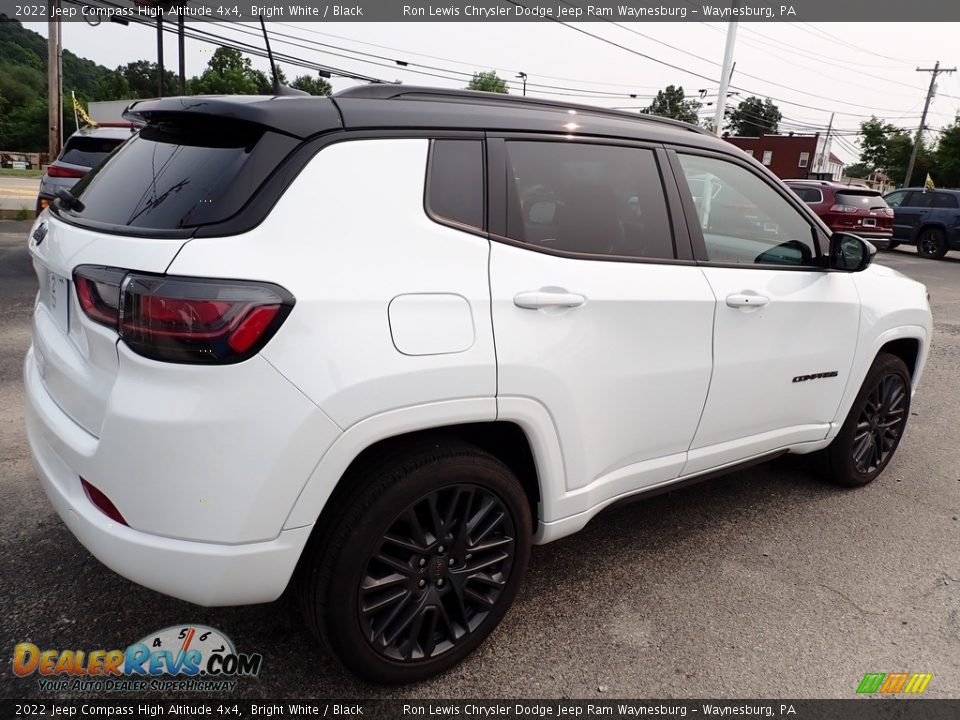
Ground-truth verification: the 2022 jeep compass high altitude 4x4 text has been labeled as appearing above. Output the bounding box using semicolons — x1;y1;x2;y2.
25;86;932;684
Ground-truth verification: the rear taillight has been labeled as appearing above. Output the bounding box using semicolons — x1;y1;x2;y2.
72;265;294;364
829;204;859;213
45;164;86;179
74;266;125;327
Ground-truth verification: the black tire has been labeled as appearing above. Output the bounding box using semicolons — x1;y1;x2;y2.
916;227;948;259
886;240;900;250
819;353;911;487
296;441;532;684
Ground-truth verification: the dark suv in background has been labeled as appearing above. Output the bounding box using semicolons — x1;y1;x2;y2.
786;180;893;249
883;187;960;259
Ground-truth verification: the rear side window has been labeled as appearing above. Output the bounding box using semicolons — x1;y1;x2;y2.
932;192;959;209
65;118;298;230
60;136;125;168
503;141;674;260
835;191;887;210
789;186;823;204
426;140;484;230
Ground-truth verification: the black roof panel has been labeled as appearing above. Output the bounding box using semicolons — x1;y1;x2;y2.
123;87;730;151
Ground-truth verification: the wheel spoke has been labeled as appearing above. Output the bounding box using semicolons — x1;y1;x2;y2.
357;482;517;663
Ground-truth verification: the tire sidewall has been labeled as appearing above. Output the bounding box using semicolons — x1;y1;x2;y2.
918;229;947;259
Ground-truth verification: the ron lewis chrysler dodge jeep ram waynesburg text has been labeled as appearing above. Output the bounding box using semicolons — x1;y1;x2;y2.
24;87;932;684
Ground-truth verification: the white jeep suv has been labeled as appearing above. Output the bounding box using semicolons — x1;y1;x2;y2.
24;86;932;684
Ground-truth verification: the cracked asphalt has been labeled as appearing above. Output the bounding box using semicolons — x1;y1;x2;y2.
1;219;958;700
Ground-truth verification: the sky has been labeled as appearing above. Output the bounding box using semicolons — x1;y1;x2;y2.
23;19;960;164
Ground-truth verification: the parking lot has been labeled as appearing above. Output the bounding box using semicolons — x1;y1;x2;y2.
1;218;958;699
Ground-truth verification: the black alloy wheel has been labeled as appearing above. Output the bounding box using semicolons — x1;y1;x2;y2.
819;352;912;487
917;228;948;259
851;373;908;475
358;484;516;662
297;441;532;684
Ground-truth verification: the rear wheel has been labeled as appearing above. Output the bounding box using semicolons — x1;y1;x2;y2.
886;240;900;250
917;228;948;259
297;442;532;684
818;353;911;487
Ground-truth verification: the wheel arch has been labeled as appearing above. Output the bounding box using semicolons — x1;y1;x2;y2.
283;399;556;536
879;337;921;379
910;221;948;243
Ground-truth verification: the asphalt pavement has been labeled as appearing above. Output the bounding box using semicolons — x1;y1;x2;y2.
1;219;958;700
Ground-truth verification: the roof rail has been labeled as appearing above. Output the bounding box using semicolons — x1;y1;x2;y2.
334;84;712;136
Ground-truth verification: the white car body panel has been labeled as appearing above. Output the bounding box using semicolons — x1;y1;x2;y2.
489;242;715;493
682;266;861;474
168;139;497;429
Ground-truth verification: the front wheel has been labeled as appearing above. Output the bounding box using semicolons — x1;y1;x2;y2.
818;353;911;487
297;442;532;684
917;228;948;259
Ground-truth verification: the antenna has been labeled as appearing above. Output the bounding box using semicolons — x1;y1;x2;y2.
258;17;309;96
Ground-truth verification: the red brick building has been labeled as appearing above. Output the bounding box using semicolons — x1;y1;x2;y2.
724;133;832;180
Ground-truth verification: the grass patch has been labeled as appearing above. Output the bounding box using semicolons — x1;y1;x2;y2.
15;206;32;221
0;168;42;178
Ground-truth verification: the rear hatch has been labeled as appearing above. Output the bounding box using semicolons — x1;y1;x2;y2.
30;112;302;437
824;189;893;233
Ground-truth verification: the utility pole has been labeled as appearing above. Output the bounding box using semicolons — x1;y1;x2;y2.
713;12;738;136
156;16;165;97
818;112;834;176
178;14;186;95
47;0;61;161
905;61;956;187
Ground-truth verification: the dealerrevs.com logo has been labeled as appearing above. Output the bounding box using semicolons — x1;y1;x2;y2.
12;625;262;693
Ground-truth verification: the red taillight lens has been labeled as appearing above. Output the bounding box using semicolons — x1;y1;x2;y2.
80;477;128;526
46;164;87;179
119;275;293;364
829;204;859;213
72;266;293;363
73;266;126;329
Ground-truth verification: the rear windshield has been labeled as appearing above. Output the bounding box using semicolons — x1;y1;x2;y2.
835;192;887;210
65;118;298;230
60;136;125;168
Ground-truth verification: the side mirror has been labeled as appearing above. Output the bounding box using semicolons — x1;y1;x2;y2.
829;232;875;272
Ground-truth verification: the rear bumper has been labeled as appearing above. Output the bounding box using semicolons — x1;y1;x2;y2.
852;232;893;249
24;345;315;606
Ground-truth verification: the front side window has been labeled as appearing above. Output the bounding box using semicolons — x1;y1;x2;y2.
426;140;484;230
677;153;818;267
503;141;674;260
883;190;908;208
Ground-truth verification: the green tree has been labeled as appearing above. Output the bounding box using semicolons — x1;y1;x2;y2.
117;60;177;98
96;70;135;101
727;96;781;136
467;71;508;94
842;162;872;179
858;117;933;186
291;74;333;96
188;48;279;95
643;85;701;125
934;117;960;188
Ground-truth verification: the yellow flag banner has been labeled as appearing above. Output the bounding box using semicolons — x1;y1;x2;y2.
72;92;98;128
924;173;936;190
